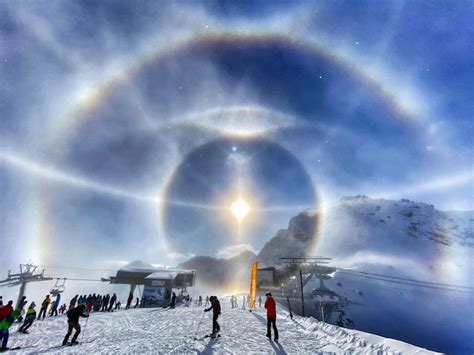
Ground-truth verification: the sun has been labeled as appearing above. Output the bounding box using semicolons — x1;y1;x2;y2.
230;198;250;222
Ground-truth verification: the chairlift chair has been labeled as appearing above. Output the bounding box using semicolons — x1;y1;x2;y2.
50;278;66;296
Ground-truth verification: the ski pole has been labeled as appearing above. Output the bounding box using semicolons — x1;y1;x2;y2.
80;316;89;342
193;312;206;340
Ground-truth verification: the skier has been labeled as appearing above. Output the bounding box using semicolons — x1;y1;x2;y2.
0;309;20;351
198;295;202;306
170;293;176;309
38;295;50;320
62;304;89;346
59;304;67;314
95;295;102;312
258;296;262;308
126;292;133;310
205;296;209;306
108;293;117;312
115;301;121;310
0;301;13;321
102;294;109;312
264;292;278;342
242;296;246;310
16;296;27;322
204;296;221;338
68;295;78;312
18;302;36;334
50;294;61;316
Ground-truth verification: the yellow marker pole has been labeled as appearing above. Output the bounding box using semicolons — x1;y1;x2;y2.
249;261;258;310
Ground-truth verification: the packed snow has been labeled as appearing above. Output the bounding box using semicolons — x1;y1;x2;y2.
6;298;437;354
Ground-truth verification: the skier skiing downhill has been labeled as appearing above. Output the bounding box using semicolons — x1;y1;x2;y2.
264;292;279;342
62;304;89;346
18;302;36;334
204;296;221;338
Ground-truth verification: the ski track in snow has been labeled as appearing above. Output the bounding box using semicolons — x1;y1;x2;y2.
5;300;438;354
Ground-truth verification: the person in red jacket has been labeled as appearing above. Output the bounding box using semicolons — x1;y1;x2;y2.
264;292;279;342
0;301;13;321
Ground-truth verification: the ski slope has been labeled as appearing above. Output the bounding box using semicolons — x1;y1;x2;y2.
6;298;437;354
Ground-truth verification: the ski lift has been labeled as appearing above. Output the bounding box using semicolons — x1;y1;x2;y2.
50;278;66;296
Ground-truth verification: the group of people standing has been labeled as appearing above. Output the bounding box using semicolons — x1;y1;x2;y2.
229;294;264;309
69;293;120;314
0;291;280;350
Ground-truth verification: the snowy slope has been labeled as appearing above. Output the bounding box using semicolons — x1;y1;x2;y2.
6;299;437;354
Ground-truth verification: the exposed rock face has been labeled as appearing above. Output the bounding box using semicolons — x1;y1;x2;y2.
257;211;318;268
178;250;256;289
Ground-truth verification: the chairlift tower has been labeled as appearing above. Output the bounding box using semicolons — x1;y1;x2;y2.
0;264;53;307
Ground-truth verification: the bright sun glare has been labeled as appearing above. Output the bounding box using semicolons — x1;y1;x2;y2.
230;198;250;222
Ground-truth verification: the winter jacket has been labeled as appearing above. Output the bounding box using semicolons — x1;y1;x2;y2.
41;297;51;308
0;304;13;319
205;299;221;316
24;307;37;322
54;295;61;307
264;297;276;318
0;310;20;330
67;305;89;323
18;299;28;311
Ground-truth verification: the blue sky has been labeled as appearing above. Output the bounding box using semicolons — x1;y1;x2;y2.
0;1;473;269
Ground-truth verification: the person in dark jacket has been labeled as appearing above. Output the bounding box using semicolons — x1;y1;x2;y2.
264;293;278;342
18;302;36;334
108;294;117;312
170;293;176;309
16;296;28;322
68;295;78;312
204;296;221;338
126;292;133;310
62;304;89;346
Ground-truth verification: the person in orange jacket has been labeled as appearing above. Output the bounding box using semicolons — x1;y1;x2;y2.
38;295;51;320
264;292;278;342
